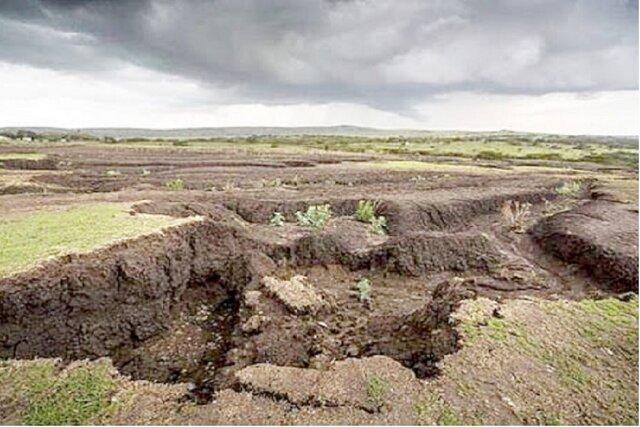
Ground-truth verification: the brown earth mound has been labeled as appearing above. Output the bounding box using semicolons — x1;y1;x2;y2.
531;200;638;292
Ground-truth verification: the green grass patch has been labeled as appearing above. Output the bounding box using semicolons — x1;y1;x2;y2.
165;178;185;191
414;392;464;425
366;375;388;408
23;363;116;425
439;406;462;426
0;203;192;276
486;318;509;341
577;297;638;324
371;160;506;174
0;153;46;160
95;133;637;167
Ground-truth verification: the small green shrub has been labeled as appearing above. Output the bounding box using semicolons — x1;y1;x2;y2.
141;169;151;176
355;200;376;223
165;178;184;191
556;180;581;197
295;204;331;229
356;278;372;302
439;406;462;426
366;375;387;408
501;200;531;233
355;200;387;235
269;212;285;227
105;170;121;177
370;215;387;235
288;174;305;187
172;140;189;147
265;178;282;188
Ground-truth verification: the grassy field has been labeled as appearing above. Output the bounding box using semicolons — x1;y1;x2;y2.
97;133;638;167
419;296;639;425
0;153;46;160
0;203;193;277
368;160;597;178
0;359;119;425
2;130;636;167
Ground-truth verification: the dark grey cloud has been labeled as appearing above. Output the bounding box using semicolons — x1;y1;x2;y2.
0;0;636;109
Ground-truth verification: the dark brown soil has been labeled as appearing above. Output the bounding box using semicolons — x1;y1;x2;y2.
531;200;638;292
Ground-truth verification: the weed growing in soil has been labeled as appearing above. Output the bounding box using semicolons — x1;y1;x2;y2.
439;406;462;425
501;200;531;233
288;174;305;187
262;178;282;188
105;170;121;177
370;215;388;235
141;169;151;176
556;180;582;197
355;200;387;235
366;375;388;408
24;364;115;425
269;212;285;227
295;204;331;229
414;393;462;425
355;200;376;222
356;278;372;303
165;178;184;191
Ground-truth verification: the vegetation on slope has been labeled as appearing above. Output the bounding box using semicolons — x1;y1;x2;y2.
0;203;193;276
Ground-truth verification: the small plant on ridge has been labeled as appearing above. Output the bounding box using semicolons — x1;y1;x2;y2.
295;204;332;229
165;178;184;191
356;277;372;303
556;180;582;197
366;375;388;409
355;200;376;223
269;212;285;227
370;215;387;235
501;200;531;233
355;200;387;235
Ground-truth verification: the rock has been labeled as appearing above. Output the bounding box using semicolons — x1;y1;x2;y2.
242;315;270;333
244;290;262;309
261;275;325;314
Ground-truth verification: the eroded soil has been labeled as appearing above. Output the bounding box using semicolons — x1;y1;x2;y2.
0;143;637;424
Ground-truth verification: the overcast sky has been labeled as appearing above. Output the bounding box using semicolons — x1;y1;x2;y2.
0;0;637;134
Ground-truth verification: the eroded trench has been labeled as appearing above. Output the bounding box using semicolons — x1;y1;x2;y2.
112;258;473;403
0;212;490;404
3;189;593;404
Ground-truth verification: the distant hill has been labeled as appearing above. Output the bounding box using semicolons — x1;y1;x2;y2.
0;125;448;138
0;125;636;142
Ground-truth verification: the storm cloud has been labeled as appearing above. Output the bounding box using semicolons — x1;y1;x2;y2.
0;0;637;110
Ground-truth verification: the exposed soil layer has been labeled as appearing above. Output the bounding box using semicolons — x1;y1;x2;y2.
531;200;639;292
0;143;637;417
0;157;58;170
